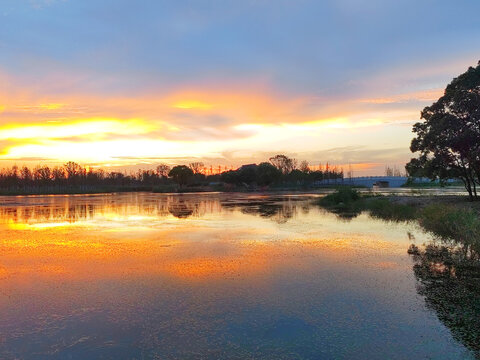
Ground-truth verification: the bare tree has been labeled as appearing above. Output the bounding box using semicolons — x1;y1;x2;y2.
269;154;296;175
156;163;171;178
189;162;204;174
299;160;310;173
33;166;51;183
64;161;82;179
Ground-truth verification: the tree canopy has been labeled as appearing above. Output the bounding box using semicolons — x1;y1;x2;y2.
407;61;480;200
269;154;297;174
168;165;194;187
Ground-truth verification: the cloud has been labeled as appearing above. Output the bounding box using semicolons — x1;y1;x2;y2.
0;68;446;173
2;0;479;173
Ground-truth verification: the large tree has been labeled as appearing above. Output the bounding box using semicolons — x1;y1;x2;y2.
168;165;194;187
269;154;297;175
407;61;480;200
257;162;281;186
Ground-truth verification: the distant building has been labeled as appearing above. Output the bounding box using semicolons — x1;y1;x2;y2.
316;176;408;188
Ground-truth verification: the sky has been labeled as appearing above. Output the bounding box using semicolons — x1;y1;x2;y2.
1;0;480;175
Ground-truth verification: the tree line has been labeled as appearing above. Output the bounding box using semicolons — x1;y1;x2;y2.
219;155;343;187
0;155;344;193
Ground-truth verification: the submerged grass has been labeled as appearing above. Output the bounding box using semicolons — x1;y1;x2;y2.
318;187;480;254
367;198;417;221
420;204;480;253
318;187;416;222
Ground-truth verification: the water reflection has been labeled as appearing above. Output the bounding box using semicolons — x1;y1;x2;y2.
0;193;475;359
222;196;308;223
411;244;480;357
0;193;308;225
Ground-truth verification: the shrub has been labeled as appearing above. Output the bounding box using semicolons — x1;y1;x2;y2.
320;187;360;206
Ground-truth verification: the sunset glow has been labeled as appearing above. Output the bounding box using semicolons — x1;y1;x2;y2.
1;1;479;174
1;3;479;358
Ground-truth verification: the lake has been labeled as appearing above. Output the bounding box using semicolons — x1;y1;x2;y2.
0;192;475;359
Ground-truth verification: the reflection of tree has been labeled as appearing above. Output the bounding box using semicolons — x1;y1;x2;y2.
222;197;306;224
332;209;362;221
319;206;361;221
0;194;214;224
0;194;313;224
244;204;294;224
168;200;195;219
411;244;480;357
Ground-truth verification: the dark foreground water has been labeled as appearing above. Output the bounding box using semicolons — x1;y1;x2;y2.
0;192;475;359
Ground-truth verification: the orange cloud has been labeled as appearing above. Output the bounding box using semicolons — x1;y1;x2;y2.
0;118;154;140
0;69;428;172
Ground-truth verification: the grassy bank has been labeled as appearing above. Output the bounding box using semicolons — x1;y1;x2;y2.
402;180;464;188
318;187;417;221
318;187;480;257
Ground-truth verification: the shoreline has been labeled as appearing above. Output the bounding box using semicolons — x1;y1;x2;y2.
0;185;468;197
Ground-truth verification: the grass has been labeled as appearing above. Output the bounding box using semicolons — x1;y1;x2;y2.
319;187;360;207
317;187;365;218
366;198;417;221
318;187;480;255
402;180;465;188
419;204;480;253
318;187;416;221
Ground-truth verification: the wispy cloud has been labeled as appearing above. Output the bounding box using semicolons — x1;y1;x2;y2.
1;0;479;173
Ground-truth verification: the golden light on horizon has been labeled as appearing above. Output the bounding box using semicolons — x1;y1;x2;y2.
0;84;421;174
0;118;153;140
0;137;221;163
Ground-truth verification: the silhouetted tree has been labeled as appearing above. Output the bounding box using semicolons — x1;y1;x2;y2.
156;164;171;178
51;167;66;183
299;160;310;173
407;61;480;200
0;156;344;193
269;154;297;175
189;162;204;174
257;162;281;186
220;170;239;184
63;162;82;181
237;164;257;185
20;166;32;186
287;169;306;185
33;166;51;184
169;165;194;187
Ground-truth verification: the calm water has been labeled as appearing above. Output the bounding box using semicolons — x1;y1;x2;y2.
0;192;475;359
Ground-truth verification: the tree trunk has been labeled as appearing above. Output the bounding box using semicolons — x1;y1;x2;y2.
461;176;474;201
